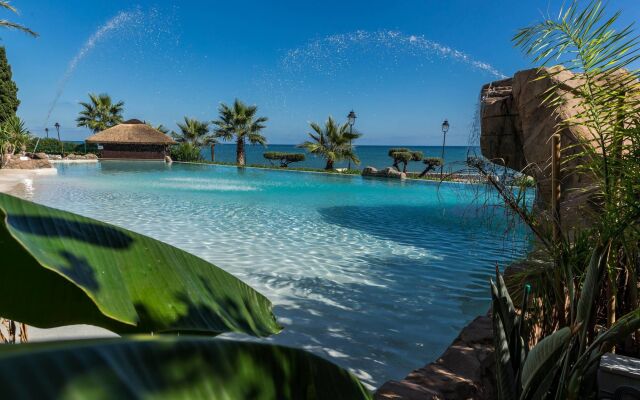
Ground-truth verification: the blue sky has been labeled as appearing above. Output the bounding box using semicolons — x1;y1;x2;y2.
3;0;639;145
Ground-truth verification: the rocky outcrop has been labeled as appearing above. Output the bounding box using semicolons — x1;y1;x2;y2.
3;158;52;169
362;166;406;180
64;153;98;160
480;67;601;229
376;316;495;400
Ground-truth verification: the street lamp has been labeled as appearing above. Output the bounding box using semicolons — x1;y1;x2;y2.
440;119;450;178
54;122;63;157
45;127;49;139
347;110;357;170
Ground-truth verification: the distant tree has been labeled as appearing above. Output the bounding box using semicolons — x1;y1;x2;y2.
213;99;268;166
388;148;423;173
263;152;305;168
298;116;361;170
76;93;125;133
0;47;20;124
419;157;443;177
0;2;38;37
173;117;217;161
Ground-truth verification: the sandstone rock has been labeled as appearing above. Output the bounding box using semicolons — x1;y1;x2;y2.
164;155;173;164
363;166;405;180
3;158;52;169
376;316;495;400
480;66;615;230
33;152;48;160
85;153;98;159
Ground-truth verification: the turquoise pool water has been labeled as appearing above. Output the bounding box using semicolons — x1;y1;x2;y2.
14;161;529;387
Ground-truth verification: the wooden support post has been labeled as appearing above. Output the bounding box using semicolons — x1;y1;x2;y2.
551;134;561;243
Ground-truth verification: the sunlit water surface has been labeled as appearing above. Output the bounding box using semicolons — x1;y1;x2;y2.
13;161;529;387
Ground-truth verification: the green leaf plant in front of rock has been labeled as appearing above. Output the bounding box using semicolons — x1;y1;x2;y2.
0;193;372;399
484;1;640;398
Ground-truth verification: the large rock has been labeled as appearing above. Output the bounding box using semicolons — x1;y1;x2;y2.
480;67;611;229
376;316;495;400
362;166;406;180
3;158;52;169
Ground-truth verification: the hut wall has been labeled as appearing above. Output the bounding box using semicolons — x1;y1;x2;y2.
99;143;168;160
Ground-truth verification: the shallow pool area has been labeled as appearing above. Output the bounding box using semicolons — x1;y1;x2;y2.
12;161;530;386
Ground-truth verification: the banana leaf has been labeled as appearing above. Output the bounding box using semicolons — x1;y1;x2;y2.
0;193;281;336
0;336;372;400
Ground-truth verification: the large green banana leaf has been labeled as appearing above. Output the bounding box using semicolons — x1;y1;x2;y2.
0;193;281;336
0;336;372;400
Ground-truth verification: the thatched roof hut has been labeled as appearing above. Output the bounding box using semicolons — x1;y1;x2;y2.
86;119;176;160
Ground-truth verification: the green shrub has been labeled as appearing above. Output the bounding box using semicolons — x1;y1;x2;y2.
171;142;202;162
263;152;305;167
388;148;423;172
29;138;97;155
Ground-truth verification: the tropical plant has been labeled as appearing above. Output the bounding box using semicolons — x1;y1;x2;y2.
213;99;268;166
419;157;443;177
0;1;37;37
0;194;372;399
0;46;21;124
388;148;423;173
298;117;361;170
263;152;305;168
0;115;29;166
171;142;203;162
76;93;125;133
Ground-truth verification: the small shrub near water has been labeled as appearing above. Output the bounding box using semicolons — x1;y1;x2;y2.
29;138;97;155
171;142;203;162
263;152;305;167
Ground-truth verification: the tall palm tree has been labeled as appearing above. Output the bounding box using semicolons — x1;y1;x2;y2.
76;93;125;133
0;1;38;37
212;99;268;166
173;117;217;161
298;116;361;170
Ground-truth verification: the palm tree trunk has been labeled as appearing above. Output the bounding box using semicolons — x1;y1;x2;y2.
210;144;215;162
236;138;245;166
325;159;334;170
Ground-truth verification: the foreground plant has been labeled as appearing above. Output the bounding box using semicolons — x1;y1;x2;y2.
298;116;360;170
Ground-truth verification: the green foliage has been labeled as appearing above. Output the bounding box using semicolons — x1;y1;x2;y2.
171;142;203;162
28;138;97;155
76;93;125;133
0;47;19;123
173;117;215;147
298;116;361;170
0;2;38;37
213;99;268;166
388;148;423;173
0;336;371;400
0;193;280;336
263;152;305;167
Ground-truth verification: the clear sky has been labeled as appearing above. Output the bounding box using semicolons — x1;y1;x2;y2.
3;0;639;145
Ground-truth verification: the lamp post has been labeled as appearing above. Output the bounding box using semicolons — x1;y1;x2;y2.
54;122;63;157
347;110;357;170
45;127;49;139
440;119;449;179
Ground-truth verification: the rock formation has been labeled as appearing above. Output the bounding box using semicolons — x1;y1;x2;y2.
362;166;406;180
480;66;611;229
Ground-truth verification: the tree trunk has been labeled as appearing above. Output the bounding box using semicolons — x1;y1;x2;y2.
236;138;245;166
210;144;215;162
325;159;334;170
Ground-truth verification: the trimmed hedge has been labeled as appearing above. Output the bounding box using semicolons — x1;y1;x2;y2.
263;152;305;167
29;138;98;155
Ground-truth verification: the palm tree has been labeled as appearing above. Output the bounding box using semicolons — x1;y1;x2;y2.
212;99;268;166
298;116;361;170
173;117;217;161
0;1;38;37
76;93;125;133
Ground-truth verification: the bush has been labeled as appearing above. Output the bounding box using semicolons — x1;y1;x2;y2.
29;138;97;155
388;148;423;172
171;142;202;162
263;152;305;167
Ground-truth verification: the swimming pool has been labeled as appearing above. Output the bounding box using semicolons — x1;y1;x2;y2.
12;161;530;386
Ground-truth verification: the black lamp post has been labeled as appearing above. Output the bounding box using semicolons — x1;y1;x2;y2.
54;122;63;157
440;119;450;178
45;127;49;139
347;110;357;170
